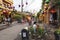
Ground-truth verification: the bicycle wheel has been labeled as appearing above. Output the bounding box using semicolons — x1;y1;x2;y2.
44;31;55;40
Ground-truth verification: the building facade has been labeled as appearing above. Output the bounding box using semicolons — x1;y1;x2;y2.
49;0;60;24
42;0;60;24
42;0;49;24
2;0;13;11
0;0;4;8
0;0;13;14
0;0;5;15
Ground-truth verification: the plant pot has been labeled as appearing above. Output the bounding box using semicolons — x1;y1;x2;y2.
54;33;60;40
54;30;60;40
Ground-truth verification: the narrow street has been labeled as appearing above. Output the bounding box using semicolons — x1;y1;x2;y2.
0;23;28;40
0;0;60;40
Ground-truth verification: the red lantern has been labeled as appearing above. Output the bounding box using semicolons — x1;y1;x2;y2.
3;10;6;13
3;10;8;16
50;9;56;14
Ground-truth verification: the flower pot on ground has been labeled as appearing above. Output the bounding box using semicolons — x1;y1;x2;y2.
54;29;60;40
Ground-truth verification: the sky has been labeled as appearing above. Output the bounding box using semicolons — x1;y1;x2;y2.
13;0;42;13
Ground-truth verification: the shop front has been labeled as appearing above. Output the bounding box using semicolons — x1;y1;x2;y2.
49;7;58;25
0;6;4;23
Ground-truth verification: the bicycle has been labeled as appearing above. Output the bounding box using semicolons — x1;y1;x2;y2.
40;28;55;40
32;27;55;40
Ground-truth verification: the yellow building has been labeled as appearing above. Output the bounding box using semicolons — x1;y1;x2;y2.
3;0;13;11
2;0;13;16
0;0;13;22
0;0;5;15
0;0;4;8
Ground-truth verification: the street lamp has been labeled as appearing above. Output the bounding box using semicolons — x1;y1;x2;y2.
21;0;23;12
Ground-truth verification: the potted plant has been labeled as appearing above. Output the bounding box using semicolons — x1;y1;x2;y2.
54;29;60;40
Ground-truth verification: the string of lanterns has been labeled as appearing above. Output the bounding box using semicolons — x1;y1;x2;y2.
19;0;28;7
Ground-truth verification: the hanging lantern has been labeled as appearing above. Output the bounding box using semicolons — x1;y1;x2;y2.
45;3;48;5
50;9;56;13
3;10;8;16
44;3;49;8
22;4;24;7
44;6;47;9
26;2;28;5
3;10;6;13
19;5;20;7
13;7;15;9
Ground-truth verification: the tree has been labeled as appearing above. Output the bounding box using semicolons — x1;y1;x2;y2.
37;9;42;18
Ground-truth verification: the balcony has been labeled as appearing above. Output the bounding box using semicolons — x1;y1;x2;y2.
3;0;13;4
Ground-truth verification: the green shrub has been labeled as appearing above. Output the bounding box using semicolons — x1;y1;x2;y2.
55;29;60;35
29;27;34;34
0;16;3;19
37;27;44;35
13;14;22;20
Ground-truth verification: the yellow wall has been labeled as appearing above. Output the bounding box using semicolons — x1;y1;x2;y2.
0;0;4;15
0;0;3;4
3;0;13;11
0;0;4;7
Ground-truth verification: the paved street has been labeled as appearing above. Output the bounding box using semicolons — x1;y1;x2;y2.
0;21;18;30
0;23;28;40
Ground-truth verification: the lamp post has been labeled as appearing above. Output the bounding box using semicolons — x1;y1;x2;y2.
21;0;28;12
21;0;23;12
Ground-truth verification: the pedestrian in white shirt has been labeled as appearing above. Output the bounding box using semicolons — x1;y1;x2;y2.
33;22;37;33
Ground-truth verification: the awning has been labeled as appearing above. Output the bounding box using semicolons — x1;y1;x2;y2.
3;0;13;4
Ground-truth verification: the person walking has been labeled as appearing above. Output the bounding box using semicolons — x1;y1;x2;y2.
33;22;37;33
